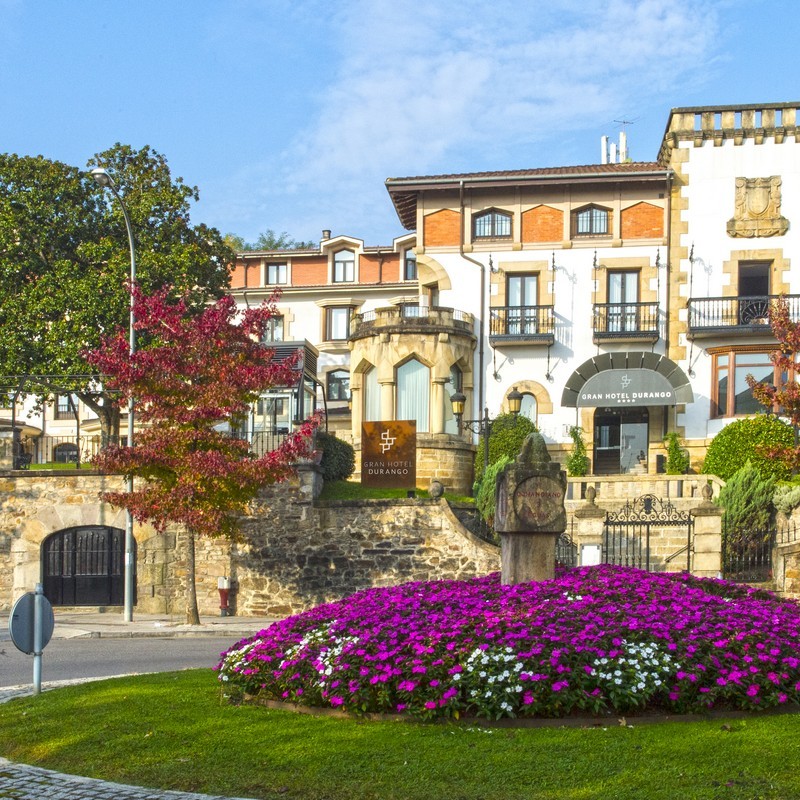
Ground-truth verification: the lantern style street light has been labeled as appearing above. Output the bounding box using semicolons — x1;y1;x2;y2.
91;167;136;623
450;387;524;471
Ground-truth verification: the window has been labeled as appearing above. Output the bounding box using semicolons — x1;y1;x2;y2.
327;369;350;402
444;364;462;435
607;271;639;332
325;306;352;340
55;394;76;420
396;358;430;432
738;261;770;296
573;205;610;237
333;250;355;282
260;316;284;342
712;349;781;418
363;366;380;422
403;249;417;281
265;263;287;285
473;210;512;240
520;392;537;423
507;273;539;334
53;442;78;463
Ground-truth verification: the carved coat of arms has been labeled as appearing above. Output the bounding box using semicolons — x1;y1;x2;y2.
727;176;789;238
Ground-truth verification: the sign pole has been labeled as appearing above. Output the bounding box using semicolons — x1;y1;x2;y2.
33;583;44;695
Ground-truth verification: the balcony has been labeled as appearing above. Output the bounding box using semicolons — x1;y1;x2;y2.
687;295;800;339
489;305;555;346
349;305;475;342
592;302;660;344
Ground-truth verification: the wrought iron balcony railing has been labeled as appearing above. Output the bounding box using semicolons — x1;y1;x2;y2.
592;302;660;342
489;305;555;345
687;294;800;338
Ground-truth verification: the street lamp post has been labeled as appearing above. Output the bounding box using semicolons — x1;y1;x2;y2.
450;387;524;472
91;167;136;623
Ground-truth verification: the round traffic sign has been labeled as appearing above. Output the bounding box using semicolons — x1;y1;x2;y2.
8;591;55;655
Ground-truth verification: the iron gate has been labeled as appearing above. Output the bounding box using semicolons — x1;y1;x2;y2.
603;494;694;572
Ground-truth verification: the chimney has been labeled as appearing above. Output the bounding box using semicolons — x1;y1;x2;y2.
601;135;609;165
322;229;331;241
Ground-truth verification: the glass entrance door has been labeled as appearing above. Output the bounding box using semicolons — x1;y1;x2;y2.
593;409;649;475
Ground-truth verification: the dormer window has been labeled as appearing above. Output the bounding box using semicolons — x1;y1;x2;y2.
573;205;610;237
473;209;512;240
333;250;355;282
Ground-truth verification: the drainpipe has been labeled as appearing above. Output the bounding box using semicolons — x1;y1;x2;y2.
459;180;486;420
664;170;674;435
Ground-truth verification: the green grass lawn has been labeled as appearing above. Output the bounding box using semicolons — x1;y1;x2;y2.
1;670;799;799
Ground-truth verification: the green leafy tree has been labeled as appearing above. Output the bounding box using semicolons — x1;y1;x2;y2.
702;415;794;481
0;144;233;443
316;431;356;482
475;455;511;532
664;432;690;475
89;286;318;624
565;426;590;477
225;229;317;252
747;296;800;474
473;413;537;484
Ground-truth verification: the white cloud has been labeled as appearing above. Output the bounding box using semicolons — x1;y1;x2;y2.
232;0;723;241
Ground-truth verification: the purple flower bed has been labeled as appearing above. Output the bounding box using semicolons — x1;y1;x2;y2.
216;566;800;719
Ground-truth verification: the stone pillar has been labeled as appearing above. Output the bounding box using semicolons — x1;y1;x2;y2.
430;379;445;434
495;432;567;584
379;379;394;421
573;486;606;566
350;386;362;440
691;484;723;578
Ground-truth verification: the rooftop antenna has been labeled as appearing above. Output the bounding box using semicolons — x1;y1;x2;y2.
613;117;640;162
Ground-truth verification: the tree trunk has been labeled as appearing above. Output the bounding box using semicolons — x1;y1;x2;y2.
77;391;121;447
185;528;201;625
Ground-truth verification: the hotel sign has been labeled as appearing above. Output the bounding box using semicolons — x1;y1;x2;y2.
577;369;677;407
361;421;416;489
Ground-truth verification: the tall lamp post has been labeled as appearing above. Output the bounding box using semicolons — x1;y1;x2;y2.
450;387;524;472
91;167;136;623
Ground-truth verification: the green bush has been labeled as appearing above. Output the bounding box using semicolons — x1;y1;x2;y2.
664;432;690;475
474;455;511;527
565;426;590;477
316;431;355;482
716;461;776;534
702;415;794;481
474;413;537;483
773;478;800;515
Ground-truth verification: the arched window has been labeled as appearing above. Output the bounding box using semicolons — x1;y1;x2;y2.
473;209;512;240
363;366;380;421
396;358;430;432
572;205;610;236
519;392;537;423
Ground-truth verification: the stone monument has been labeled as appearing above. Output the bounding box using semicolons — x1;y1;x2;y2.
494;431;567;584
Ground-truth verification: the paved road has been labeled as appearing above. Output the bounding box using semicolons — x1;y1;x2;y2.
0;636;237;687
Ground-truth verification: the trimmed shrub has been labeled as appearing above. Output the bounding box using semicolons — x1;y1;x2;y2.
565;426;590;477
716;461;776;534
702;415;794;481
474;455;511;527
316;431;355;482
664;431;690;475
473;413;537;483
773;477;800;516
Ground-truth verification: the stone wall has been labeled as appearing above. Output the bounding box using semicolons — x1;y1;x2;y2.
0;468;499;617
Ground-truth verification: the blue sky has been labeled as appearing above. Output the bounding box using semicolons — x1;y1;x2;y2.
2;0;798;246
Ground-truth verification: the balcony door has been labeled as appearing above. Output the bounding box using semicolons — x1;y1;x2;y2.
738;261;771;324
607;271;639;332
507;274;538;334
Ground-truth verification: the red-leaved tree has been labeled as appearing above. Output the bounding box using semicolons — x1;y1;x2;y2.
88;285;318;624
747;296;800;472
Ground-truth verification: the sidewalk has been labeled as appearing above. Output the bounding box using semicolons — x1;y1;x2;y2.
2;609;278;641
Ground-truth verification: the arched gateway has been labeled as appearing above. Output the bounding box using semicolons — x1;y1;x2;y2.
42;526;136;606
